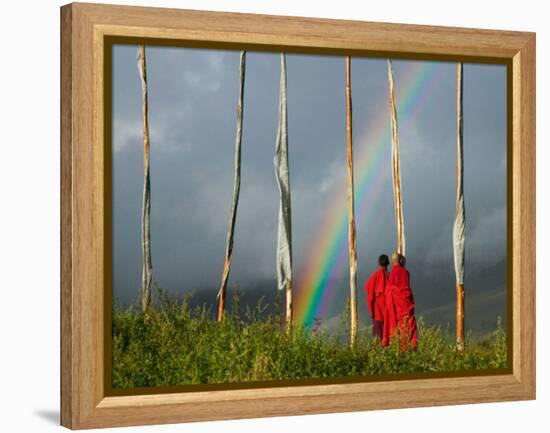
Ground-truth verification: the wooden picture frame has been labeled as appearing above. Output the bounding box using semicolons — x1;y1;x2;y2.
60;2;535;429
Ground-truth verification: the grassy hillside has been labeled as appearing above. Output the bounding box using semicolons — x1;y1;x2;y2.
112;290;507;389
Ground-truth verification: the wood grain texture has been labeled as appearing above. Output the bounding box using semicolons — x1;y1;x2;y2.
75;2;531;58
60;2;536;429
60;4;73;428
512;34;536;395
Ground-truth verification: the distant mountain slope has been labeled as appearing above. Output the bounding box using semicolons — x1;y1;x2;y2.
113;261;507;335
420;287;506;332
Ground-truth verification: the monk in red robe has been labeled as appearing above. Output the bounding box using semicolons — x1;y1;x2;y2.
364;254;389;340
382;252;418;349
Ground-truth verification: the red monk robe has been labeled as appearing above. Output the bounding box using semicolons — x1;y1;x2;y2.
364;268;387;340
382;263;418;349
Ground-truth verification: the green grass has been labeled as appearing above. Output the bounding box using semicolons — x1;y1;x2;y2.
112;289;507;389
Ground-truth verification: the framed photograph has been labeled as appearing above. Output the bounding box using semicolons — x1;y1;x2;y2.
60;2;535;429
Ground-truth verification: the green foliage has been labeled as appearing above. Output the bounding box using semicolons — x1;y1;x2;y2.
112;291;507;389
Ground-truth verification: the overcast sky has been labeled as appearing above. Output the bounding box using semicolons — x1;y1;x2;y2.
111;45;507;329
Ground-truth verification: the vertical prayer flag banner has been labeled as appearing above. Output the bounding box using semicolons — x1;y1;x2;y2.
388;59;406;257
345;56;358;345
137;45;152;312
453;63;466;286
454;62;466;350
274;53;293;327
217;51;246;321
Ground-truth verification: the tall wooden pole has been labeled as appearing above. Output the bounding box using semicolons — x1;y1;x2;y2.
274;53;293;332
345;56;358;347
285;281;293;332
387;59;406;256
217;51;246;322
454;62;466;351
137;45;152;312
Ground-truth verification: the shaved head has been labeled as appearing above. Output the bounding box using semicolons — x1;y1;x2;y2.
391;252;404;265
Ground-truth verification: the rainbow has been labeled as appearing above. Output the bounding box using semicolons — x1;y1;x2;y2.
294;60;447;327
